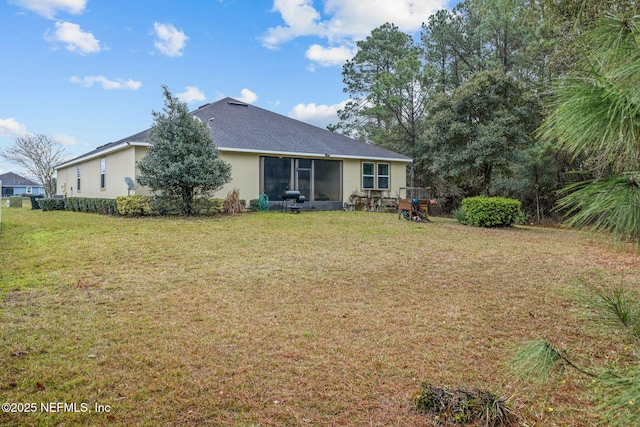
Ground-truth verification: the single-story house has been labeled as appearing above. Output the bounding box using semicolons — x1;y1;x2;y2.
55;98;412;210
0;172;45;197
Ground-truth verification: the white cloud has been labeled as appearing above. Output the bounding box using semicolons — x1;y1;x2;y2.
9;0;87;19
306;44;356;67
0;117;29;138
261;0;448;67
70;75;142;90
177;86;206;103
237;88;258;104
53;133;89;148
152;22;188;57
45;21;101;54
289;100;348;128
322;0;445;38
260;0;324;49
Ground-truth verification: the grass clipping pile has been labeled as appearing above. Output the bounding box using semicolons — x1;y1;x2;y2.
413;383;518;426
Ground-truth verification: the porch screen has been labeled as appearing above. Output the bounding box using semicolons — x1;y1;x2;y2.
263;156;291;200
313;159;340;201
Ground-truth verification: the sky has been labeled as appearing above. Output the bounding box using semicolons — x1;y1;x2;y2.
0;0;454;179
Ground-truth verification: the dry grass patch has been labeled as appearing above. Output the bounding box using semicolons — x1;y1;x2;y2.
1;205;639;426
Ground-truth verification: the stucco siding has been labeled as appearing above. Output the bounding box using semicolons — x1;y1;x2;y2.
215;151;260;201
342;158;407;198
58;146;138;198
56;146;408;208
342;159;364;197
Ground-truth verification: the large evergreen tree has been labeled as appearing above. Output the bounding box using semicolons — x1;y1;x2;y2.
420;70;541;197
137;86;232;216
330;23;429;155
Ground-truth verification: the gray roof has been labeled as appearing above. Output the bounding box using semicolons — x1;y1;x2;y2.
59;98;412;167
0;172;43;187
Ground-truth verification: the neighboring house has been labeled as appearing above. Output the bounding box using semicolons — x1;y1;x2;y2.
0;172;45;197
55;98;412;210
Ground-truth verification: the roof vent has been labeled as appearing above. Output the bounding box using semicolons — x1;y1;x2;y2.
198;103;211;109
228;101;248;107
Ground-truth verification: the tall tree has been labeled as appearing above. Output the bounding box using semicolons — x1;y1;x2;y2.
1;134;67;197
538;12;640;244
330;24;429;155
420;70;541;196
422;8;474;93
137;86;232;216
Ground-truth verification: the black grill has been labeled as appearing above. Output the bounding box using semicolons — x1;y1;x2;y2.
281;189;305;212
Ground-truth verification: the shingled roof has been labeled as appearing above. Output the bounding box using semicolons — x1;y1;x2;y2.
60;98;411;167
0;172;42;187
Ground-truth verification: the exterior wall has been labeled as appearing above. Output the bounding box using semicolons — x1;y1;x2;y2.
342;158;407;199
56;146;409;209
214;151;260;201
133;146;152;196
390;162;409;196
57;146;139;198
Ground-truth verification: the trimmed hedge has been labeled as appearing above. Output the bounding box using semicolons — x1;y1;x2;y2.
38;196;227;217
193;197;225;215
460;196;523;228
36;197;118;214
116;195;152;216
65;197;118;215
37;198;66;211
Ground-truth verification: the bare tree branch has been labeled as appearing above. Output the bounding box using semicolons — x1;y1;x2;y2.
1;134;68;197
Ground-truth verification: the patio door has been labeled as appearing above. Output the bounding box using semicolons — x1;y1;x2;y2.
295;159;311;201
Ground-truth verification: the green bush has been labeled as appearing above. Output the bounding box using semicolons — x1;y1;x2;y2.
193;197;224;215
461;196;523;228
453;208;467;224
38;197;117;214
64;197;118;214
37;198;60;211
116;195;152;216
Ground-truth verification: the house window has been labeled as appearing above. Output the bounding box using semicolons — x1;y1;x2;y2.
100;158;106;189
377;163;390;190
77;166;81;192
362;162;390;190
362;162;375;189
26;187;32;194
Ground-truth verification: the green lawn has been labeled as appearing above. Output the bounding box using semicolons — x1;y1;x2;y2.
1;205;639;426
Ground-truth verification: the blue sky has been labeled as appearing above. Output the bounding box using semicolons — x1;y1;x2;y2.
0;0;453;178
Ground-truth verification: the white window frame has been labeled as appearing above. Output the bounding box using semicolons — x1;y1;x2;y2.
362;162;375;190
362;161;390;190
377;163;390;190
100;158;106;189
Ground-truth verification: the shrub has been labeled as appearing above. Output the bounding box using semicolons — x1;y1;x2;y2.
116;195;152;216
37;197;118;214
37;198;61;211
193;197;224;215
453;208;467;224
461;196;523;228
